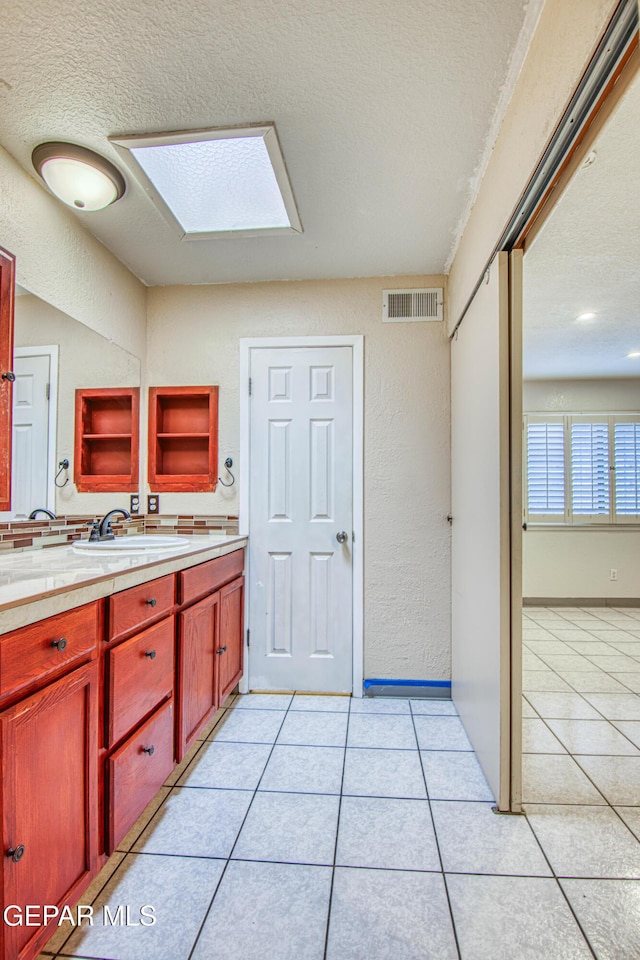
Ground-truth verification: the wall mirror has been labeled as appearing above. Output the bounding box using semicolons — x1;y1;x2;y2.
2;287;141;521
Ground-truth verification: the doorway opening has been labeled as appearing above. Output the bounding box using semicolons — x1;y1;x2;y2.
520;62;640;805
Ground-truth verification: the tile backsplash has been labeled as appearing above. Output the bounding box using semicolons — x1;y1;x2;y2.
0;514;238;554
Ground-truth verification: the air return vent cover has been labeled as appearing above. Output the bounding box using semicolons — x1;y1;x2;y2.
382;288;443;322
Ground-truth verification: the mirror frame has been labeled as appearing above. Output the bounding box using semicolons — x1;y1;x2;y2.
0;246;16;511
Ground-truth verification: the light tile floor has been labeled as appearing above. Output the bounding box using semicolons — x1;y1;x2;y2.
38;609;640;959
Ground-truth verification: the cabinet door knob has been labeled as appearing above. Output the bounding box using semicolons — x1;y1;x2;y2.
7;845;25;863
2;371;16;382
52;638;68;651
142;745;155;755
216;645;227;655
146;598;157;607
145;650;157;660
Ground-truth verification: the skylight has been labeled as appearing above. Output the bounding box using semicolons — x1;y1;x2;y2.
110;125;302;239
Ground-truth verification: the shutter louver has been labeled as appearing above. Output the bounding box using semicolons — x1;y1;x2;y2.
614;422;640;515
571;422;610;516
526;422;565;515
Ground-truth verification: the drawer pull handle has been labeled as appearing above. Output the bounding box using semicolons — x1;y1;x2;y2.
142;745;155;756
145;650;157;660
146;598;157;607
7;845;25;863
216;645;227;655
52;638;68;651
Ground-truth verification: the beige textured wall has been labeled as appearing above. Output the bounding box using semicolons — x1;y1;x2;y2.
146;276;451;680
447;0;620;330
524;379;640;413
0;145;146;359
14;295;140;517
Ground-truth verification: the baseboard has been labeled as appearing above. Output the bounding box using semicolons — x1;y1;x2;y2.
363;678;451;699
523;597;640;608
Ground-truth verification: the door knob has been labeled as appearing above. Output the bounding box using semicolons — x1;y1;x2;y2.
336;531;348;544
7;845;25;863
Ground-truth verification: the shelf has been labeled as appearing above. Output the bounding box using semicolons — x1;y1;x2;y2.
148;387;218;492
156;432;209;439
75;388;140;493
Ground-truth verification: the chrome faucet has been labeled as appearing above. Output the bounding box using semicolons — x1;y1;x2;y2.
97;508;132;541
28;508;57;520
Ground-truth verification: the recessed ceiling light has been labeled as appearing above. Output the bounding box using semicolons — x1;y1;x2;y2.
32;142;125;211
110;124;302;239
627;351;640;359
575;312;597;322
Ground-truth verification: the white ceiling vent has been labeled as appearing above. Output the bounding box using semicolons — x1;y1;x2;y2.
382;288;443;322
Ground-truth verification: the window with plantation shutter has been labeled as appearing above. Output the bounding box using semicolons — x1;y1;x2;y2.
523;414;640;526
526;421;565;517
570;420;610;520
614;420;640;516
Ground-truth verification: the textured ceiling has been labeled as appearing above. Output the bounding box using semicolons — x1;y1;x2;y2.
524;68;640;380
0;0;529;285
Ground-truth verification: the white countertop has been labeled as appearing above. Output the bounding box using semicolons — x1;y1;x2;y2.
0;534;247;635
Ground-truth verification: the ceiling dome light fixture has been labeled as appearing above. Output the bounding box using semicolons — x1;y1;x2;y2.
627;351;640;359
32;142;125;211
575;312;597;322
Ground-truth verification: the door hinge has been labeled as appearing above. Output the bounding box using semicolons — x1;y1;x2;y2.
246;629;250;648
46;382;50;400
248;377;252;396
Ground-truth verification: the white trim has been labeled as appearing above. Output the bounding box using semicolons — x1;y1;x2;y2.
13;345;59;514
110;123;303;241
239;335;364;698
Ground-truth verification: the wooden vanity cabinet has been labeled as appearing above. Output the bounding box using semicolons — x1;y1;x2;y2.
103;578;176;853
176;549;245;761
0;545;245;959
218;576;245;704
0;604;99;960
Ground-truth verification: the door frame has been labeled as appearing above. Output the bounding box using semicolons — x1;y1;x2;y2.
239;335;364;697
12;344;58;515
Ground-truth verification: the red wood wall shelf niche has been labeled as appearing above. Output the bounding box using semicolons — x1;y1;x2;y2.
0;246;16;512
148;386;219;492
74;387;140;492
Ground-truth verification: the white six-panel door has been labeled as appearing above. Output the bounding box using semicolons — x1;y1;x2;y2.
248;345;354;692
6;353;51;519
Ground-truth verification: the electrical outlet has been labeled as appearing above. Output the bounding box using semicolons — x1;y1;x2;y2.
129;493;140;515
147;495;160;515
609;568;618;581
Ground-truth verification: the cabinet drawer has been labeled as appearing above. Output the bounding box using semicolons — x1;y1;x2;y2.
107;616;174;747
108;574;175;642
106;699;174;853
0;601;99;700
179;549;244;606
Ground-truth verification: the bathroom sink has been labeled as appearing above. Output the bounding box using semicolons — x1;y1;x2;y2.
73;535;191;554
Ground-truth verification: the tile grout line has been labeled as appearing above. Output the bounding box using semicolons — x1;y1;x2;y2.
409;700;463;960
44;703;240;958
184;694;296;960
322;696;351;960
522;808;601;960
524;612;632;807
